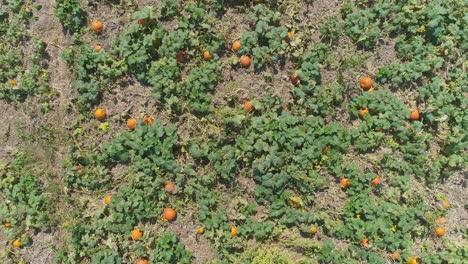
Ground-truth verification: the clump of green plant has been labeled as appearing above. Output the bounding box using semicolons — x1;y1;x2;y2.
238;4;289;70
0;151;53;240
320;15;342;45
54;0;88;33
0;2;51;102
230;247;294;264
149;231;193;263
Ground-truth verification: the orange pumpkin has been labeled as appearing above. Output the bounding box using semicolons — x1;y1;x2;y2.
240;55;251;68
127;118;137;130
407;256;418;264
203;51;212;61
12;240;22;248
435;226;446;237
232;40;241;53
410;109;420;120
359;108;369;118
391;252;400;260
310;225;318;234
143;116;153;126
243;101;253;112
131;228;143;241
91;21;104;33
135;258;149;264
94;108;106;120
340;178;350;188
104;194;112;205
359;77;373;90
371;175;381;186
163;208;177;221
230;225;237;237
360;238;369;247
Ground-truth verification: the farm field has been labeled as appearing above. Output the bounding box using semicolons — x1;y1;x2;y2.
0;0;467;263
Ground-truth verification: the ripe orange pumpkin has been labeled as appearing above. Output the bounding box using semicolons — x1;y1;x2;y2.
127;118;137;130
91;21;104;33
143;116;153;126
163;208;177;221
4;222;11;228
435;226;446;237
410;109;420;120
359;108;369;118
94;108;106;120
310;225;318;234
203;51;212;61
407;256;418;264
164;181;176;194
240;55;251;68
391;252;400;260
94;45;102;51
360;238;369;247
243;101;253;112
104;194;112;205
12;240;21;248
131;228;143;241
371;175;381;186
359;77;373;90
290;73;300;86
232;40;241;52
230;225;237;237
340;178;350;188
135;258;149;264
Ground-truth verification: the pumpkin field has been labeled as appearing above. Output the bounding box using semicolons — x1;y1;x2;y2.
0;0;467;263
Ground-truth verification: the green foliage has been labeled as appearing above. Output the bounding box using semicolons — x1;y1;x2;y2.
0;1;50;102
54;0;88;33
149;59;222;113
232;247;294;264
320;15;342;45
149;231;193;264
64;3;224;113
26;1;467;263
238;4;289;70
0;152;52;239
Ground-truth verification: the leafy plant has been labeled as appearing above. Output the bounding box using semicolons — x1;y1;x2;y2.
54;0;88;33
